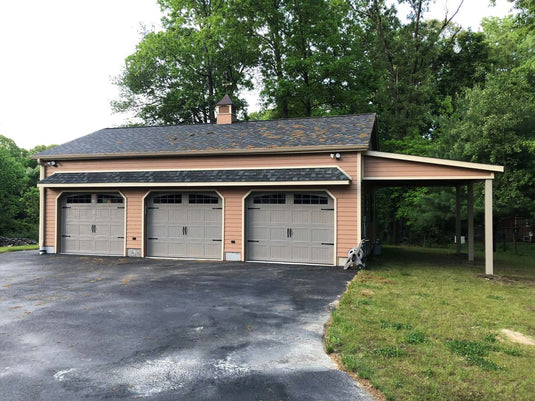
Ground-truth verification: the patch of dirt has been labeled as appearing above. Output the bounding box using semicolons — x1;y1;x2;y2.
360;289;375;298
329;352;385;401
324;314;384;401
477;274;535;286
499;329;535;346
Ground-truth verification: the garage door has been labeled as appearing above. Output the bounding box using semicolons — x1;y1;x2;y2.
61;193;125;256
246;192;335;265
146;192;222;259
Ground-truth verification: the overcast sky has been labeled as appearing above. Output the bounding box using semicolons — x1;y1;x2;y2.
0;0;516;150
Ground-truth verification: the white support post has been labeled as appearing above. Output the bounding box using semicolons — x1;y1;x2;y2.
39;161;45;252
356;152;362;243
456;185;462;255
467;183;474;263
485;179;494;275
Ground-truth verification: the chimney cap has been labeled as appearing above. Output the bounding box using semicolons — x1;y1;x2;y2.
216;94;234;106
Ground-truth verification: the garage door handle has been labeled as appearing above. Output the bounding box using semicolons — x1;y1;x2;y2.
321;208;334;211
212;239;222;242
117;237;124;239
182;226;188;235
148;237;158;240
248;207;260;210
62;235;71;238
287;228;293;238
247;240;259;243
321;243;334;246
212;207;222;210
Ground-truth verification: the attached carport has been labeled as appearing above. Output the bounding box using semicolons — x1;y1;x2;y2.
362;151;504;275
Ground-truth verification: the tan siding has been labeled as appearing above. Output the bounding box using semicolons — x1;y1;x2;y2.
363;156;492;179
331;187;359;258
121;189;146;251
218;188;247;254
44;188;61;248
47;153;358;178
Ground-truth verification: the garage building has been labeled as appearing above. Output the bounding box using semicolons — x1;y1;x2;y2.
34;96;503;273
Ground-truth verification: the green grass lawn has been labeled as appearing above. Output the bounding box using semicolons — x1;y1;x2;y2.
0;244;39;254
326;245;535;401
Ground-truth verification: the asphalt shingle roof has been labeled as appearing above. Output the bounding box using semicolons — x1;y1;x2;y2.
35;114;376;158
38;167;351;186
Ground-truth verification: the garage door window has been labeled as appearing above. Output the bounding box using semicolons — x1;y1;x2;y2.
97;194;123;204
293;194;328;205
189;194;219;204
253;193;286;204
153;194;182;204
65;194;91;204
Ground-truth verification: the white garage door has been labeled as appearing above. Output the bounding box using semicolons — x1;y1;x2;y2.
146;192;222;259
61;193;125;256
245;192;335;265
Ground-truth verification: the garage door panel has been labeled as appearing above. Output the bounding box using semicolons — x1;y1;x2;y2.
95;208;111;220
167;226;183;238
79;239;95;253
311;210;333;224
248;242;268;259
169;209;187;221
109;240;124;255
110;224;124;237
311;228;333;242
269;244;292;260
61;193;125;256
79;208;95;220
270;210;291;223
203;209;221;222
291;228;311;242
187;209;204;221
203;226;221;240
311;246;333;264
246;192;334;265
146;192;222;259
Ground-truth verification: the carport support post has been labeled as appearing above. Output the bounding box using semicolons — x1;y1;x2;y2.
455;185;462;255
467;183;474;263
485;179;494;275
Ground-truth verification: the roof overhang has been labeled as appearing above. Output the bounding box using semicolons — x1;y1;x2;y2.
37;167;351;188
32;145;369;161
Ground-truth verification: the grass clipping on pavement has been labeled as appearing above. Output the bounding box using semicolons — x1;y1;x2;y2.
326;245;535;401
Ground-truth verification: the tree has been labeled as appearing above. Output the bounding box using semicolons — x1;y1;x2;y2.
0;141;25;236
439;11;535;218
113;0;259;125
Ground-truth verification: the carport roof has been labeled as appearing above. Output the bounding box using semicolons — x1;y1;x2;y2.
33;114;377;160
37;167;351;187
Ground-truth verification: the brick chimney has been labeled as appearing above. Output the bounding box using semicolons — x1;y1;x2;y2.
216;94;236;124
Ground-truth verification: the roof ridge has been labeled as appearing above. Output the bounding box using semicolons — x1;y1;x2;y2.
101;113;377;131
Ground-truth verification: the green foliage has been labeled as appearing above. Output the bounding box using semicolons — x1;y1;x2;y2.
113;0;258;124
0;245;39;254
0;136;50;239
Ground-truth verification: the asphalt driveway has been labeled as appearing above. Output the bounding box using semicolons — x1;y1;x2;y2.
0;252;374;401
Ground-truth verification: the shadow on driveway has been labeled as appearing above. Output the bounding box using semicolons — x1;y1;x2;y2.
0;252;374;401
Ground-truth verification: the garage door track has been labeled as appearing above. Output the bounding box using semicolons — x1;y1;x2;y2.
0;252;374;400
